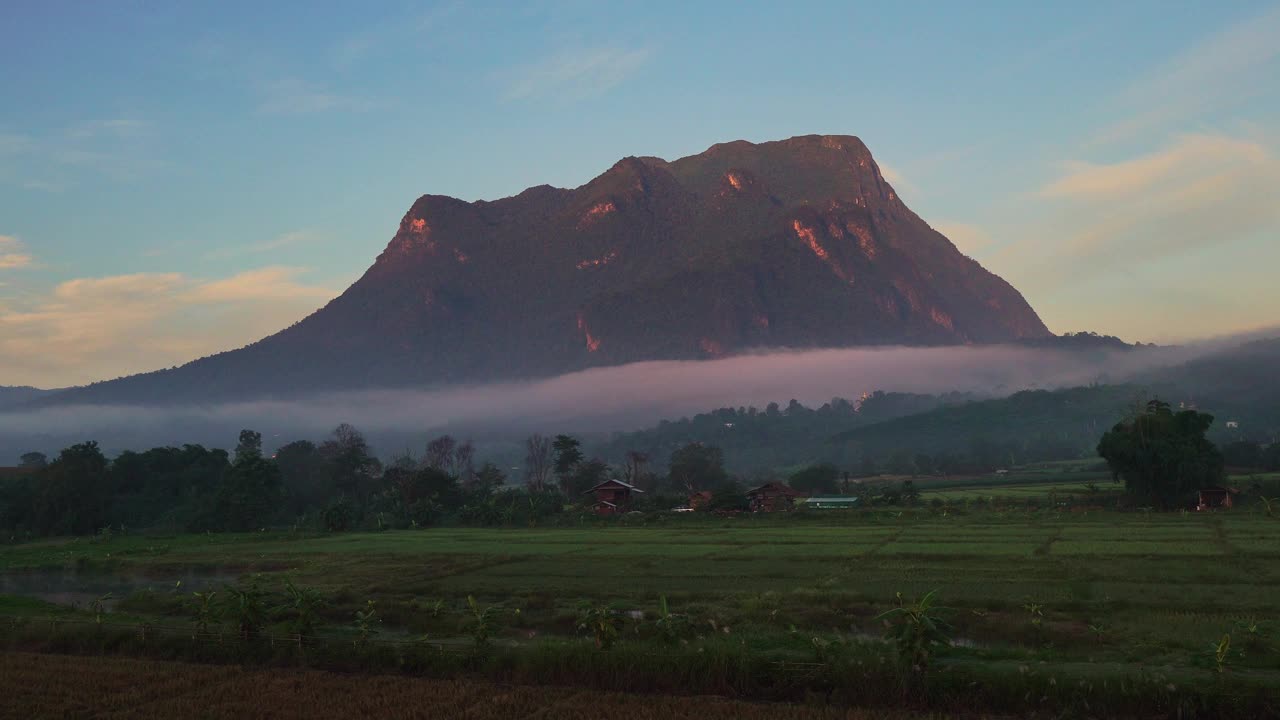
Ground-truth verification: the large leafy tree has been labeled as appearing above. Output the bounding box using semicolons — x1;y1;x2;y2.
208;431;284;531
668;443;729;493
552;435;584;477
30;442;110;535
321;424;381;502
275;440;331;516
19;452;47;468
1096;400;1225;507
788;463;840;494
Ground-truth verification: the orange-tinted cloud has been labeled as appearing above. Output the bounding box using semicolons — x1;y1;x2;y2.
0;267;337;387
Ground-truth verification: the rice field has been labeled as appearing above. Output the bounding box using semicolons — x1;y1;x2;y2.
2;506;1279;716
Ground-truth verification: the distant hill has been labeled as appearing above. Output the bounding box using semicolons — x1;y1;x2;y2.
826;385;1155;463
596;337;1280;476
37;134;1049;407
596;391;978;475
0;387;57;411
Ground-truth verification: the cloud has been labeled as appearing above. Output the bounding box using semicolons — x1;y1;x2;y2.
1090;6;1280;145
65;118;148;140
256;79;379;115
877;163;913;192
0;117;159;188
0;235;33;269
503;46;650;100
1033;133;1279;261
204;230;316;259
932;223;992;256
331;3;460;69
183;266;334;303
0;267;338;387
977;131;1280;341
1042;134;1267;198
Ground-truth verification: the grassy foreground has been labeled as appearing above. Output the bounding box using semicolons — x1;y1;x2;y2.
2;506;1279;717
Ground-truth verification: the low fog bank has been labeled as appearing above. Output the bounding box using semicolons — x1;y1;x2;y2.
0;341;1230;460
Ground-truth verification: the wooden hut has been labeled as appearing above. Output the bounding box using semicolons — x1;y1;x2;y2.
1196;486;1239;511
745;482;800;512
584;479;644;515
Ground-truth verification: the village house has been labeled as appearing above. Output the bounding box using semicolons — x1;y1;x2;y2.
1196;486;1239;511
745;482;801;512
584;479;644;515
688;490;713;511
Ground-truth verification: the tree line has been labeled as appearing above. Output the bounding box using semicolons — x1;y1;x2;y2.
1;426;755;539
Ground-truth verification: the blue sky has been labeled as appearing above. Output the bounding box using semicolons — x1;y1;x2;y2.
2;1;1278;387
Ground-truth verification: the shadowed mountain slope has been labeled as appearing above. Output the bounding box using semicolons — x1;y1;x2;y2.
41;135;1050;405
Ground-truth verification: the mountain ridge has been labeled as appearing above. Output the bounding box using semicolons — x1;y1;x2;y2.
34;134;1050;407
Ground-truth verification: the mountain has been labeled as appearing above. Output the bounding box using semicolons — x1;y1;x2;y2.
41;134;1050;406
0;387;57;410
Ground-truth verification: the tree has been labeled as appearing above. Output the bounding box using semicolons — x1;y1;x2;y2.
234;430;263;463
209;440;284;531
320;424;381;502
668;443;729;493
19;452;47;468
30;442;110;536
563;458;609;497
705;485;748;512
425;435;457;473
1222;441;1263;470
1096;400;1225;508
623;451;649;488
788;463;840;494
455;440;476;487
473;463;507;494
886;449;917;476
524;434;552;491
552;435;584;477
275;440;330;516
1266;442;1280;472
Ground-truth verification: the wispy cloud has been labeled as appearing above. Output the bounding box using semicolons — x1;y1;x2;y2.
0;117;159;189
332;3;461;69
0;235;33;270
256;78;380;115
1090;5;1280;145
65;118;148;140
1033;133;1278;261
877;163;914;192
1043;134;1267;198
183;266;333;303
503;46;650;100
0;266;338;387
977;131;1280;340
932;223;992;257
204;230;316;259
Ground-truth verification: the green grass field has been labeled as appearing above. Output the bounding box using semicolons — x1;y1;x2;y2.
3;504;1280;716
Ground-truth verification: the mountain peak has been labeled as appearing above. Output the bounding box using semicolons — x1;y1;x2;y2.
41;134;1051;405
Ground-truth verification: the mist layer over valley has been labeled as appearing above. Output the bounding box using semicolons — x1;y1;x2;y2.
0;338;1250;465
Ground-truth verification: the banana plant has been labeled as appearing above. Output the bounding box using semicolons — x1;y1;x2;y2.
354;600;380;645
1213;634;1232;673
876;589;952;672
280;581;328;637
467;596;498;647
577;602;622;650
89;593;113;626
222;578;267;641
192;590;218;636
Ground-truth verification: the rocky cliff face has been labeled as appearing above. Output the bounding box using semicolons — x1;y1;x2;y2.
44;134;1050;405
